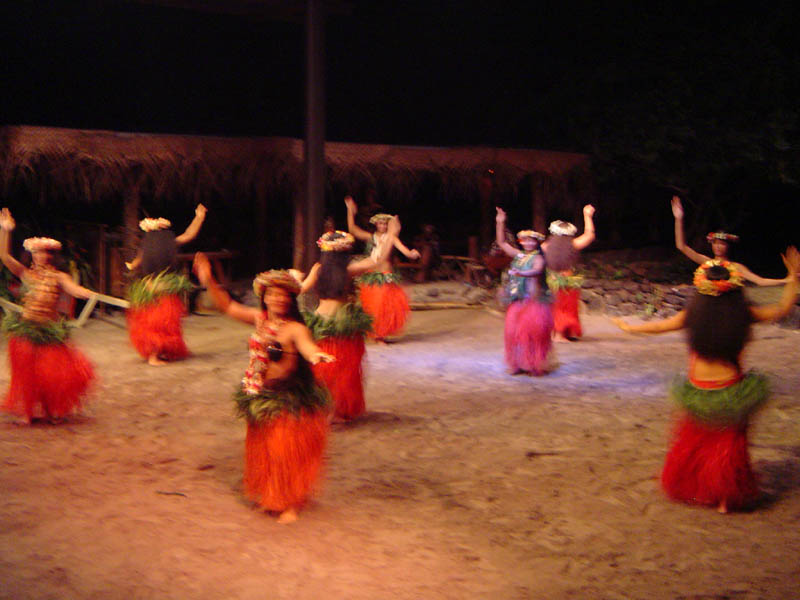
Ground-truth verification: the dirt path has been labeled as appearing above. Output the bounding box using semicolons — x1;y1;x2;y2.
2;309;799;599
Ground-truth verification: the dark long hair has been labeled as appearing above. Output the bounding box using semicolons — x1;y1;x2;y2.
684;273;752;368
316;251;353;299
543;235;578;271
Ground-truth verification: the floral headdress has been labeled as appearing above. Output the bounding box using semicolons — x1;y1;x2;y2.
548;220;577;237
317;230;355;252
23;237;62;252
252;270;301;297
693;259;744;296
517;229;545;242
369;213;393;224
139;217;172;232
706;231;739;243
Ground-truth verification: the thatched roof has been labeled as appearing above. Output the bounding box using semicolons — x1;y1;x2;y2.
0;125;590;205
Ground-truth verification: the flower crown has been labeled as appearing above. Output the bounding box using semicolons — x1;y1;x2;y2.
23;237;62;252
706;231;739;243
693;259;744;296
253;270;301;297
517;229;545;242
369;213;393;224
317;230;355;252
140;217;172;232
548;220;577;236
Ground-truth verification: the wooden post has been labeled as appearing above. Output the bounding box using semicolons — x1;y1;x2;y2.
303;0;326;271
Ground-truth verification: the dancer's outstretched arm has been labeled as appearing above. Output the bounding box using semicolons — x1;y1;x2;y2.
125;249;143;272
495;207;520;258
393;237;420;260
193;251;258;324
611;311;686;334
573;204;596;250
750;247;799;321
671;196;710;265
289;322;335;365
0;208;26;278
344;196;373;242
298;264;320;294
733;262;790;287
176;204;208;245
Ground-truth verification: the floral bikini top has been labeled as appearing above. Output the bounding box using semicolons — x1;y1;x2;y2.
241;315;286;395
506;251;546;302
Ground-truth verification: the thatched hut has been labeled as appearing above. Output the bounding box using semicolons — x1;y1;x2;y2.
0;125;592;294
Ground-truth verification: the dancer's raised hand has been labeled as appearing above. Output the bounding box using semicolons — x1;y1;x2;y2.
192;252;213;283
344;196;357;214
671;196;684;220
583;204;595;218
495;207;507;224
781;246;800;276
0;208;15;231
195;204;207;219
388;215;401;236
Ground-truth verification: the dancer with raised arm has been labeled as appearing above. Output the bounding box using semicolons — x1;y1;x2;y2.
543;204;596;341
126;204;206;365
345;195;420;342
300;217;400;420
193;254;333;523
613;247;799;512
0;208;96;423
671;196;788;286
495;207;554;375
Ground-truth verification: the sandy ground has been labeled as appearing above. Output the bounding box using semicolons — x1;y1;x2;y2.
1;306;800;600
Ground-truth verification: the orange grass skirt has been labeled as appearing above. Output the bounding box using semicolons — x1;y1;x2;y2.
312;336;366;420
243;410;329;512
3;335;94;420
127;294;189;360
359;282;410;338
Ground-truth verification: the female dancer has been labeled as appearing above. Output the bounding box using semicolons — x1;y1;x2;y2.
345;196;420;342
126;204;207;365
495;207;554;375
300;218;400;420
613;246;799;512
194;253;333;523
0;208;96;423
542;204;596;341
672;196;788;285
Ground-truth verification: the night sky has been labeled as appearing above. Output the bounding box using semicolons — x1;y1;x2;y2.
3;1;794;151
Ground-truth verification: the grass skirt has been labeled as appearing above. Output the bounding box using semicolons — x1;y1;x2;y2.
3;335;94;420
504;299;554;374
244;410;329;512
359;281;410;338
127;294;188;360
661;415;758;509
552;287;582;339
312;336;366;420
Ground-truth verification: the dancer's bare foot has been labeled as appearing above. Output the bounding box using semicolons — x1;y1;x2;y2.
553;333;570;343
717;501;728;514
374;337;388;345
277;507;298;523
148;354;167;366
509;368;524;376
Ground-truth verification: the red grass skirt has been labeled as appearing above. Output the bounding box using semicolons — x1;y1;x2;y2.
553;287;582;339
243;410;329;512
312;336;366;420
127;294;188;360
661;415;759;510
359;282;410;338
3;335;94;420
504;299;554;375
